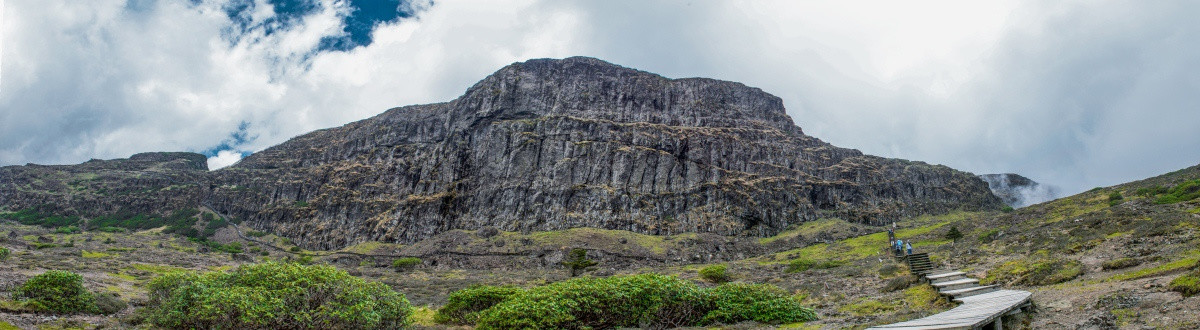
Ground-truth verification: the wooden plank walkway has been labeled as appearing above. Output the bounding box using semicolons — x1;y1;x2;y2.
866;290;1031;329
865;267;1033;330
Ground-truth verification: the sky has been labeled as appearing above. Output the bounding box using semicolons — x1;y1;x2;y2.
2;0;1199;198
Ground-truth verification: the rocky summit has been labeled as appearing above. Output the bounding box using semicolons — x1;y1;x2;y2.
0;57;1002;249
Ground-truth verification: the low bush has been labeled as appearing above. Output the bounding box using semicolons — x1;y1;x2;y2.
700;264;731;283
786;258;843;273
435;285;523;325
144;261;412;329
392;257;421;271
981;256;1083;286
95;226;125;233
1101;257;1141;270
54;226;81;234
978;229;1001;243
0;247;9;261
702;282;816;325
473;274;815;329
786;259;817;273
1169;272;1200;297
883;275;919;292
246;230;268;237
1104;192;1123;206
93;292;127;314
1154;179;1200;204
12;270;98;313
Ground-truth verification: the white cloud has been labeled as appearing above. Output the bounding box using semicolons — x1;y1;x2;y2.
207;150;243;170
2;0;1199;196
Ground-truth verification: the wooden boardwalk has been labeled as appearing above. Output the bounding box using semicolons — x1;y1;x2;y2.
867;264;1032;330
866;289;1031;329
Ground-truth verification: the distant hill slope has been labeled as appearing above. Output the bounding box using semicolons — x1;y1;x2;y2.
0;57;1003;249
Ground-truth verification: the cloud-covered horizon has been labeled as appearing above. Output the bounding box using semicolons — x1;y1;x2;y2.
2;0;1199;196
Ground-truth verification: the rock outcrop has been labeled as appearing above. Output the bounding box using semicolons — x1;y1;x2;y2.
1;57;1004;249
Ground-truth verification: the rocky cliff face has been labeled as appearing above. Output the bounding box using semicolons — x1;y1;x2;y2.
206;57;1002;249
1;57;1003;249
979;173;1059;208
0;152;208;218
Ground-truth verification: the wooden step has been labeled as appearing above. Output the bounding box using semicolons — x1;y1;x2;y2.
932;278;978;291
931;275;967;284
943;285;998;298
926;271;965;280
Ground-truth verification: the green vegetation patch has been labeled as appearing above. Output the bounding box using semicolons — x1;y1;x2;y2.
700;264;731;283
435;285;524;325
392;257;421;271
1152;179;1200;204
1101;257;1141;271
144;261;412;329
464;274;814;329
1112;251;1200;281
1170;271;1200;297
981;255;1083;286
81;250;116;258
12;270;99;313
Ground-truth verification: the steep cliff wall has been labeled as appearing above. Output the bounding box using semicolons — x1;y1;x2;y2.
204;57;1003;249
0;57;1002;249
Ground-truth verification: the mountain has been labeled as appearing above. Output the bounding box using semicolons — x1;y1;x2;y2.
979;173;1060;208
0;152;208;219
0;57;1003;249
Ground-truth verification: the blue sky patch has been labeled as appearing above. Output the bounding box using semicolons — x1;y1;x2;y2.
222;0;419;52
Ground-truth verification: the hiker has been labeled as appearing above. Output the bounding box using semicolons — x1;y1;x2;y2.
895;239;904;252
906;242;913;255
887;227;895;245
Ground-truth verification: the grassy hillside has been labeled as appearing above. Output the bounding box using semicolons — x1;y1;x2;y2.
1;164;1197;329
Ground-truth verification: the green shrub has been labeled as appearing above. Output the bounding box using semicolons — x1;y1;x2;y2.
1136;186;1168;197
289;246;302;252
1169;272;1200;297
246;230;268;237
562;248;597;277
474;274;815;329
883;275;919;292
145;261;412;329
54;226;81;234
945;226;963;242
1108;191;1124;206
981;257;1083;286
786;258;841;273
96;226;125;233
786;259;817;273
700;264;731;283
1101;257;1141;270
392;257;421;271
33;242;57;249
93;292;127;314
435;285;523;325
703;282;816;325
978;229;1001;243
0;247;9;261
1001;206;1015;213
12;270;99;313
1154;179;1200;204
